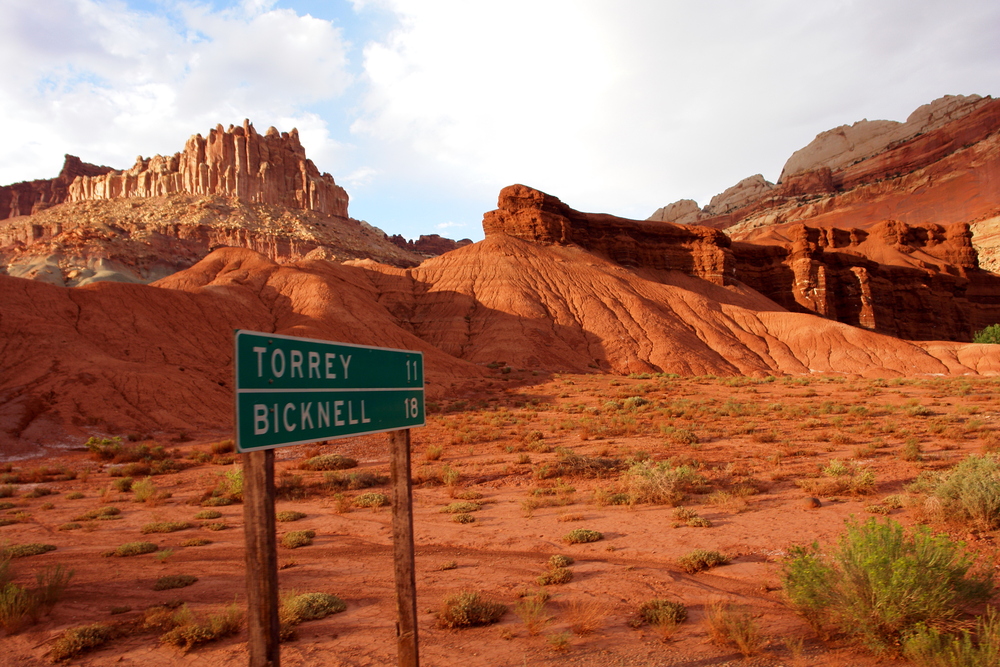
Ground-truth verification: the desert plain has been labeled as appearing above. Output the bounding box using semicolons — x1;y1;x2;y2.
1;370;998;666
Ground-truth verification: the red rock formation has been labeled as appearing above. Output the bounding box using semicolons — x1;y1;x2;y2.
483;184;734;285
67;120;348;217
0;155;113;219
6;243;1000;453
388;233;473;256
731;220;1000;340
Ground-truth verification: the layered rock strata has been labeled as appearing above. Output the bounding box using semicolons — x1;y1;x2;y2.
731;220;1000;341
68;120;348;216
483;184;733;285
0;156;113;219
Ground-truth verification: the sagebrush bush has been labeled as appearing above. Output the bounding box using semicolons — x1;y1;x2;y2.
49;622;115;661
782;517;993;654
437;591;506;628
153;575;198;591
537;567;573;586
280;591;346;637
624;460;705;505
706;601;764;656
299;454;358;471
159;603;243;652
677;549;729;574
105;542;158;557
931;454;1000;530
564;529;602;544
3;543;56;558
141;521;190;534
354;492;389;508
275;510;306;522
639;599;687;626
903;608;1000;666
281;530;316;549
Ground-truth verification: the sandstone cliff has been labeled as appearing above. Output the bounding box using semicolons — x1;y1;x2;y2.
490;183;999;342
67;120;348;216
389;233;473;256
0;155;113;219
0;120;425;284
484;184;733;285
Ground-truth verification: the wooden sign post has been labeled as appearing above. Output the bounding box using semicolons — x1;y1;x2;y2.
234;331;425;667
390;429;419;666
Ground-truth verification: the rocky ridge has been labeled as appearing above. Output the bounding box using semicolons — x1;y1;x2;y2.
487;184;1000;341
0;121;429;285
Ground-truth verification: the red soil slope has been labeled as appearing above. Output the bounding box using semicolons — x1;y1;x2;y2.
4;242;999;456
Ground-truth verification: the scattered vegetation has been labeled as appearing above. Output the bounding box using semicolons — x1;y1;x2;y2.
437;591;506;628
677;549;729;574
275;510;307;522
141;521;191;534
153;575;198;591
705;601;765;656
49;623;116;662
104;542;158;557
158;603;244;652
299;454;358;471
279;591;347;640
281;530;316;549
781;517;993;654
972;324;1000;344
354;492;389;508
564;529;603;544
3;543;57;558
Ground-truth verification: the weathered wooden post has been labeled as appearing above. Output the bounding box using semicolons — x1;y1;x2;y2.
234;331;425;667
390;428;419;666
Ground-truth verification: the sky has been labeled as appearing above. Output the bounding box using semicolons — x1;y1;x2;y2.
1;0;998;241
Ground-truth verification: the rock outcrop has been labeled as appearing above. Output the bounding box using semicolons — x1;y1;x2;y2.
0;121;420;284
731;220;1000;341
647;199;705;224
0;155;113;219
704;174;775;215
389;233;473;256
67;120;348;217
484;184;733;285
778;94;989;180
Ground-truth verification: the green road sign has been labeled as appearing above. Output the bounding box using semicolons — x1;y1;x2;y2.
234;330;424;452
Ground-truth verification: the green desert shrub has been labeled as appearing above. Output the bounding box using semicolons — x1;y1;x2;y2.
903;608;1000;666
549;555;574;568
141;521;191;534
639;599;687;626
299;454;358;471
782;517;993;654
624;460;705;505
354;492;389;508
275;510;306;522
931;454;1000;530
195;510;222;520
281;530;316;549
74;506;121;521
153;575;198;591
159;603;243;652
453;513;474;524
49;622;116;662
677;549;729;574
181;538;211;547
437;591;506;628
972;324;1000;345
105;542;158;557
564;529;602;544
441;501;480;514
537;567;573;586
3;543;56;558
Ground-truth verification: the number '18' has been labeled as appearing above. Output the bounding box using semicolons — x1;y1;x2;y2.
404;397;419;419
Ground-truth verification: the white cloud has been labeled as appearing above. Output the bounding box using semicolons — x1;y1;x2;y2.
343;166;378;188
435;221;465;230
352;0;1000;219
0;0;351;183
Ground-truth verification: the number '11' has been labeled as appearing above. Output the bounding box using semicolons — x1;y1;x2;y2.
406;359;420;382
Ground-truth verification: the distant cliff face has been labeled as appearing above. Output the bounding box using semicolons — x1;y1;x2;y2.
0;155;114;220
67;120;349;217
483;184;733;285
